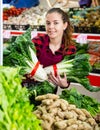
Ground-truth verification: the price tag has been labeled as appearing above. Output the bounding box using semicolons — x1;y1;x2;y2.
3;30;11;39
76;34;88;44
31;31;38;39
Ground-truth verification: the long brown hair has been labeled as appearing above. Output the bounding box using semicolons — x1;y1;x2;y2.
46;8;75;50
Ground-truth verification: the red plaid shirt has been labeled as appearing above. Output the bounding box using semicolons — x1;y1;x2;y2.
32;34;76;67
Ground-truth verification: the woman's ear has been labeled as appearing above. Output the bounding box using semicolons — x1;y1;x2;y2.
64;22;68;30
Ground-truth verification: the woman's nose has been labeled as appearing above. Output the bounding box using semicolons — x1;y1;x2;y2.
49;23;54;28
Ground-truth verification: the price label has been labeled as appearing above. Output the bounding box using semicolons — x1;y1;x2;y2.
31;31;38;39
3;30;11;39
76;34;88;44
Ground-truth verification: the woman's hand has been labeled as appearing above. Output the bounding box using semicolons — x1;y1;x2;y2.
48;72;69;88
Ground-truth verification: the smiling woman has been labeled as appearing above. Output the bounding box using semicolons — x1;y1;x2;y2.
32;8;76;90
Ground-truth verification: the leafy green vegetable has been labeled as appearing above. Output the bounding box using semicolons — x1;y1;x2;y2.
27;81;56;106
0;66;42;130
45;54;100;92
75;42;88;55
60;87;100;117
3;28;47;82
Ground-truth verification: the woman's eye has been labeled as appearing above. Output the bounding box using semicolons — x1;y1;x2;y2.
54;22;59;25
46;22;50;25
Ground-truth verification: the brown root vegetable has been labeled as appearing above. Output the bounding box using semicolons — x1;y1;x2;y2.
42;99;53;106
54;120;67;129
78;115;87;121
47;99;61;109
73;108;86;117
67;118;77;126
67;124;78;130
81;109;92;118
37;105;47;114
60;100;68;111
57;111;65;119
64;111;76;119
54;115;62;122
48;107;60;116
67;104;76;110
94;113;100;124
41;120;52;130
35;94;59;101
87;118;97;126
41;114;54;125
33;94;99;130
82;122;93;130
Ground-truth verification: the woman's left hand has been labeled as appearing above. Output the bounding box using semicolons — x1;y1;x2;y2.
48;72;69;88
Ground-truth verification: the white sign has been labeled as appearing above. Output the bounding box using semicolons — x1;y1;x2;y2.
3;30;11;39
31;31;38;39
76;34;88;44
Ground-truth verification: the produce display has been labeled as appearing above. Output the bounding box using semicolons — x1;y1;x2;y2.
33;93;99;130
0;66;42;130
3;28;100;92
87;41;100;73
0;65;100;130
3;6;100;33
3;6;47;27
69;6;100;33
3;7;26;20
60;88;100;117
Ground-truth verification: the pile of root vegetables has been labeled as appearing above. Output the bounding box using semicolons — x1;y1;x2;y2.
34;94;99;130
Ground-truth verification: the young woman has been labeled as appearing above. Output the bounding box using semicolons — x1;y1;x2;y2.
32;8;76;89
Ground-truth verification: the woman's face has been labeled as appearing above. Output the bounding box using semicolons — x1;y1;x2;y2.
45;12;67;39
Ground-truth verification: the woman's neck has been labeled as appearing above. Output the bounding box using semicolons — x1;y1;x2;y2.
50;37;62;45
49;38;62;54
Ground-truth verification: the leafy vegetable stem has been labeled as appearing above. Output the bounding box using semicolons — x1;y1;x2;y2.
4;110;11;125
0;120;8;130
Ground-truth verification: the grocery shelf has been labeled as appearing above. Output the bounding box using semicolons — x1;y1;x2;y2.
3;30;100;41
73;33;100;41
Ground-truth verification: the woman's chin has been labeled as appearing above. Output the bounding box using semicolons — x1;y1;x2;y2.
49;34;56;39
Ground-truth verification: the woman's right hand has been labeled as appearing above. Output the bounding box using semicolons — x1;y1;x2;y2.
48;72;69;89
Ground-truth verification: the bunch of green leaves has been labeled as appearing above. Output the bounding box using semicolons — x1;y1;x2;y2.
45;53;100;92
60;87;100;117
27;81;56;106
64;54;98;92
3;28;48;82
63;54;92;77
75;42;88;54
0;66;42;130
3;28;36;75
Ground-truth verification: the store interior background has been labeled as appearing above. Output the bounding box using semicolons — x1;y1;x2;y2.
39;0;79;10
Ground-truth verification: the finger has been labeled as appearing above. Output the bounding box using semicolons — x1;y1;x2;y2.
56;72;61;80
64;72;67;79
49;72;57;80
49;72;59;85
48;79;57;86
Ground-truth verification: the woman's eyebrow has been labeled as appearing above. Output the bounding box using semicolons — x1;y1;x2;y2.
46;20;60;22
